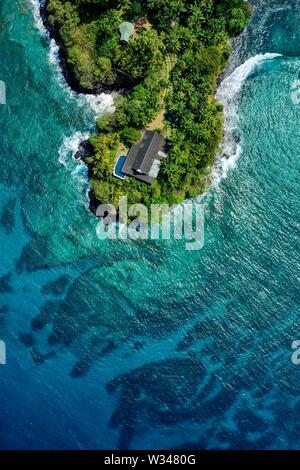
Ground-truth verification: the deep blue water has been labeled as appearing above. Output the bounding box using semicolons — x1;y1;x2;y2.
1;0;300;450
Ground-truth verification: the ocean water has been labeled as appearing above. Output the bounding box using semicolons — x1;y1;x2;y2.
0;0;300;450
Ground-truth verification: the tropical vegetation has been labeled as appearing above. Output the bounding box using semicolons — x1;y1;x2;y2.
46;0;251;208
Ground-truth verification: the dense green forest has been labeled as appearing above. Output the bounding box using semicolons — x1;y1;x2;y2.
46;0;251;208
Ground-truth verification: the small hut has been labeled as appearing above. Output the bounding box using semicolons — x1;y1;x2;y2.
119;22;135;44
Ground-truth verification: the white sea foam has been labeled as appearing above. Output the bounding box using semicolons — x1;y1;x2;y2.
58;132;91;203
84;93;115;116
29;0;115;205
30;1;115;117
29;0;48;37
48;38;115;115
48;38;59;67
48;39;78;100
71;163;89;195
214;53;282;185
58;132;90;167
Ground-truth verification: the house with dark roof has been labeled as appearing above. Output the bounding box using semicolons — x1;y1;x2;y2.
121;131;168;184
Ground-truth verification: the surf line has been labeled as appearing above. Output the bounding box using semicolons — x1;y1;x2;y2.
29;0;115;116
213;52;282;185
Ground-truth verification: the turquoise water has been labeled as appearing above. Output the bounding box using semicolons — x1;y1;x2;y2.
1;0;300;449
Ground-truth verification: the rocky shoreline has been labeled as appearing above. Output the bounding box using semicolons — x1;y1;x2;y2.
73;139;100;215
38;0;251;217
40;1;132;96
39;0;125;216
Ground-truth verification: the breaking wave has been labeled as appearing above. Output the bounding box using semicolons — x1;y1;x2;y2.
48;38;115;116
58;132;91;203
30;0;115;118
30;0;115;205
29;2;280;199
213;53;282;185
58;132;90;168
29;0;47;37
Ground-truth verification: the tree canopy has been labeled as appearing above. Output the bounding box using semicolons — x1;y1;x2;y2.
46;0;251;208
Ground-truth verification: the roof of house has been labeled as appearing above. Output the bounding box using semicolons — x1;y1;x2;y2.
122;131;167;184
119;22;135;43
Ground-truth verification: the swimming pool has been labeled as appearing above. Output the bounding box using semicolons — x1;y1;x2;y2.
113;155;127;179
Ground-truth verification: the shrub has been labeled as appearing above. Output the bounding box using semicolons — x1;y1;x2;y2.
119;127;141;147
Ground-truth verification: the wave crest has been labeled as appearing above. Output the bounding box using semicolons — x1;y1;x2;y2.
29;0;48;37
58;132;91;206
214;53;282;185
30;1;115;117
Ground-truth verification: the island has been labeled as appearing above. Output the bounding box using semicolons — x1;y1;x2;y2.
44;0;251;210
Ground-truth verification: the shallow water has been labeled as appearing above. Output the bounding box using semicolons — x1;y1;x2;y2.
0;0;300;450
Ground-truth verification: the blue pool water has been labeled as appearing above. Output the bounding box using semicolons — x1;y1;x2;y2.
114;155;127;179
1;0;300;450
